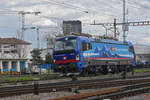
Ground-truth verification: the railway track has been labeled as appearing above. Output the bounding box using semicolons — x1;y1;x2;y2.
0;71;150;85
49;82;150;100
1;75;150;98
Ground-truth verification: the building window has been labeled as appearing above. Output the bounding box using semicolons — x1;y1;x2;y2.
11;44;16;48
4;46;7;48
2;61;8;69
12;61;17;69
4;51;10;53
11;50;17;53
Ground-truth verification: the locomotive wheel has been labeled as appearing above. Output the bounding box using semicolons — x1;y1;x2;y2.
101;66;108;75
81;68;89;77
127;66;132;72
93;67;97;76
111;65;119;74
89;66;97;75
110;66;115;74
111;69;115;74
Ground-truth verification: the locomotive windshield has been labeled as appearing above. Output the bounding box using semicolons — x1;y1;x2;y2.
54;37;76;54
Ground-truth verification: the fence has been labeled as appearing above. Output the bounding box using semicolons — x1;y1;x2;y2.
38;64;52;70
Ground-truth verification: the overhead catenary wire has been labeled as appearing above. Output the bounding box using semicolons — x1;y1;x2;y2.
0;8;19;12
41;0;120;18
0;0;148;20
40;15;64;21
124;0;150;21
0;1;120;21
126;0;141;9
0;8;18;14
92;0;150;22
0;1;149;28
43;0;89;13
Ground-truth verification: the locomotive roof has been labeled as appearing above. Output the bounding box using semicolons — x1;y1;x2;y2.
78;36;131;45
56;35;132;45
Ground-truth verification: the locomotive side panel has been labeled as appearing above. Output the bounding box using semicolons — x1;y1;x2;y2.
82;41;134;66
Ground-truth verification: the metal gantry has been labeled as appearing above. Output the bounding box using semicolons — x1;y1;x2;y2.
91;21;150;26
18;11;41;40
91;20;150;42
30;26;57;49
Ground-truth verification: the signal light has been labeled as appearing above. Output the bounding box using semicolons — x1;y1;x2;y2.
76;54;80;60
63;56;67;60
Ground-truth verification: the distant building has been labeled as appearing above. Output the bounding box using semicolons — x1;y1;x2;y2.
63;20;82;35
0;38;31;74
134;44;150;64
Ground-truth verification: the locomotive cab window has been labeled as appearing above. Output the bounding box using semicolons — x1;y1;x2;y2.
81;42;92;51
129;46;134;53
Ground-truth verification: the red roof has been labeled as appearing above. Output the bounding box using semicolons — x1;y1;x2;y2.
0;38;31;44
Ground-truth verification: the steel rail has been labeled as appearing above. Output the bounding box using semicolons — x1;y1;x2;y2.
1;76;150;97
49;82;150;100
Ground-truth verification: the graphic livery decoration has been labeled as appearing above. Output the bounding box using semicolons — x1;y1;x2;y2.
110;46;115;51
83;44;133;59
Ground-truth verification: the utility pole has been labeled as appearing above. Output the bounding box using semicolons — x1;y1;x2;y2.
36;27;40;49
114;18;117;38
123;0;127;78
123;0;126;43
18;11;41;40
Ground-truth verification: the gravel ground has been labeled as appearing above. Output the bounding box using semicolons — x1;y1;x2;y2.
1;87;150;100
0;92;76;100
2;91;150;100
120;93;150;100
0;88;101;100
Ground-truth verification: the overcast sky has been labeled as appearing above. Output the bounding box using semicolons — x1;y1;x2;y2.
0;0;150;49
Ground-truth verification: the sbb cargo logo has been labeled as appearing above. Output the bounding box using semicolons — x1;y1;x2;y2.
110;46;115;51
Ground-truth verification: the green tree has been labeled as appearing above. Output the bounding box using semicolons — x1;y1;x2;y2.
45;53;53;64
31;49;44;65
45;53;54;74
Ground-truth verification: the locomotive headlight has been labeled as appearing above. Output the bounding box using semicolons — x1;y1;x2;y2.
53;59;55;63
76;54;80;61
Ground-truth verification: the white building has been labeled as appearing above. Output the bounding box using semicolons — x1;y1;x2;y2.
0;38;31;74
134;44;150;64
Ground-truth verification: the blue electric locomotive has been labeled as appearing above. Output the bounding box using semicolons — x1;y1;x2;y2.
53;34;136;76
